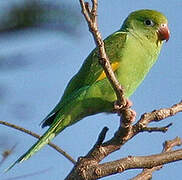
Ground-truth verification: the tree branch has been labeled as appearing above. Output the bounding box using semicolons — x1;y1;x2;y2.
137;101;182;126
84;101;182;163
66;142;182;180
131;137;182;180
92;148;182;179
0;120;76;164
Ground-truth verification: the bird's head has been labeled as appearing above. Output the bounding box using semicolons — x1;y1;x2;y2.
121;9;170;44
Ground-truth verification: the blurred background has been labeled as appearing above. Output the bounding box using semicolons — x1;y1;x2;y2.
0;0;181;179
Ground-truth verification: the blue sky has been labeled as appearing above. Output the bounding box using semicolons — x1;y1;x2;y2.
0;0;182;180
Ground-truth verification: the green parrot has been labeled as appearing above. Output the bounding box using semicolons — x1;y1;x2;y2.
7;9;170;170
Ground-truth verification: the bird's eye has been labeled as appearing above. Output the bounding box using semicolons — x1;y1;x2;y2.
144;19;155;27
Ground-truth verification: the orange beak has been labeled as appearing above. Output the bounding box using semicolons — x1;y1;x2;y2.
157;24;170;42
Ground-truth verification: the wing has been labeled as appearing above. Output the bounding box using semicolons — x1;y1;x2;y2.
61;31;127;101
41;31;127;126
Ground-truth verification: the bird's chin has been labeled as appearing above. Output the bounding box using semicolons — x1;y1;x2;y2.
156;39;163;47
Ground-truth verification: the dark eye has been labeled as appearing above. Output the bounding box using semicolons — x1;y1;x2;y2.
144;19;154;26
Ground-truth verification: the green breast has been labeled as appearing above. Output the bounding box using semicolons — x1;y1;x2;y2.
115;33;162;97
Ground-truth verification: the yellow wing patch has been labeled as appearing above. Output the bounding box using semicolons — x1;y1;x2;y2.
96;62;119;81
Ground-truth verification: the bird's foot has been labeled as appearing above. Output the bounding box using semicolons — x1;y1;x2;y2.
127;108;137;124
120;107;137;127
114;98;133;110
125;98;133;108
114;98;136;124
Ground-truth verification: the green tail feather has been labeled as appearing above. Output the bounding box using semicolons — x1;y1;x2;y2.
5;87;89;172
5;115;65;172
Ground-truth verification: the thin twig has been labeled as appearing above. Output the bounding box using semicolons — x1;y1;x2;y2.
95;127;109;146
131;137;182;180
0;121;76;164
138;101;182;126
141;123;173;133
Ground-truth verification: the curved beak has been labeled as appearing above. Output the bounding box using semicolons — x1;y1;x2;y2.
157;24;170;42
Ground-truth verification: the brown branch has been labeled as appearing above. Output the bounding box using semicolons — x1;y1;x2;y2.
66;100;182;179
95;148;182;179
95;127;109;146
141;123;172;133
66;148;182;180
85;101;182;163
137;101;182;126
131;137;182;180
0;120;76;164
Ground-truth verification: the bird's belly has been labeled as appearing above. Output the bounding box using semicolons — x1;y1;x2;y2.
115;40;159;97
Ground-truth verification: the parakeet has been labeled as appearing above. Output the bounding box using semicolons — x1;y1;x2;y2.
7;9;170;170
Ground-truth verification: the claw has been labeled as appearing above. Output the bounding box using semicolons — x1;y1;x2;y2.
129;108;137;123
114;98;136;124
125;99;133;108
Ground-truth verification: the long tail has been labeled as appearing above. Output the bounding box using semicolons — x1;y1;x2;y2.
6;86;90;172
5;115;65;172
